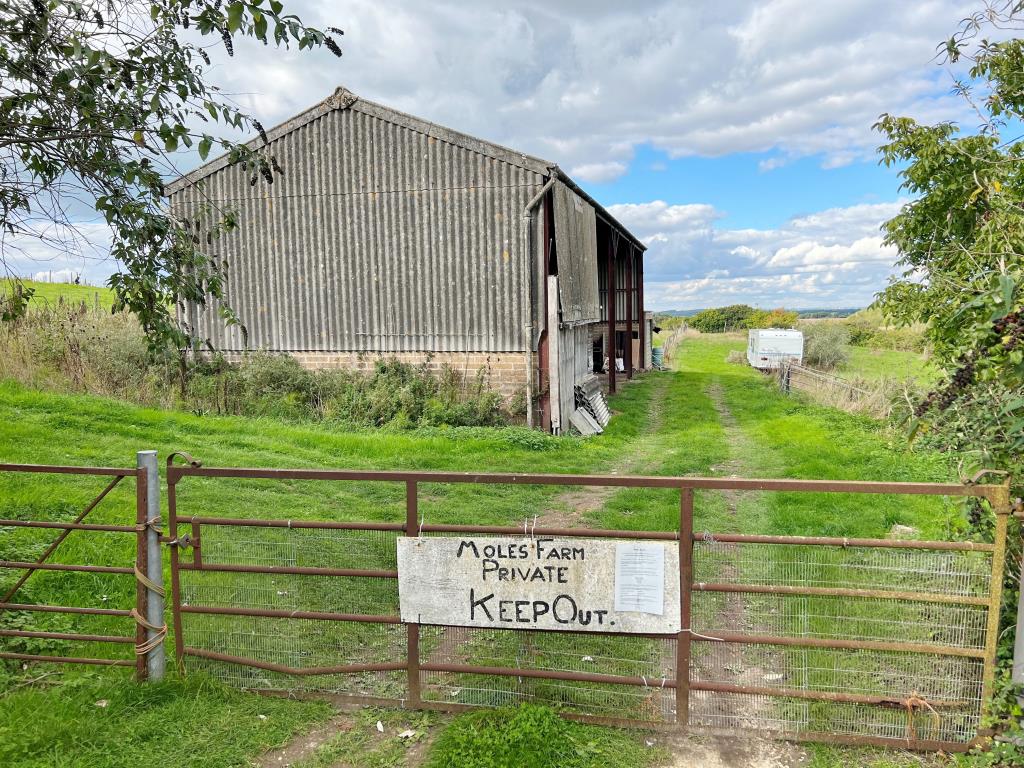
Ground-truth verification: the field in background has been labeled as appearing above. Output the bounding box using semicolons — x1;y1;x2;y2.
845;346;936;385
0;333;976;768
1;279;116;311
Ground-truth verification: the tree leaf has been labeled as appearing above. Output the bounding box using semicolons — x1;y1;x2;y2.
227;2;245;33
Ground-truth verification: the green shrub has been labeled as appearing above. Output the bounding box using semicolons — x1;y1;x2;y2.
743;307;799;329
803;322;850;370
842;308;926;352
689;304;754;333
0;305;514;430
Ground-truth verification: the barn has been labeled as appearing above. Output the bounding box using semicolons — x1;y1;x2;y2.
167;87;649;434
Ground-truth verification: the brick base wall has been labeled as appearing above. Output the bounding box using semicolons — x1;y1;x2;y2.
221;350;531;401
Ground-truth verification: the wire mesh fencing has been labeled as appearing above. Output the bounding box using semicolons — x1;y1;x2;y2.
165;462;1010;752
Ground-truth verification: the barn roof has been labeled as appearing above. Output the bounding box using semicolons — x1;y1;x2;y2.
166;87;645;252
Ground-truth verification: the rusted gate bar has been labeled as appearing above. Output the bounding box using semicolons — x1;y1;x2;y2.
678;486;693;726
406;480;421;707
694;582;990;606
0;473;124;603
983;483;1012;707
135;464;147;681
169;466;995;498
0;462;146;675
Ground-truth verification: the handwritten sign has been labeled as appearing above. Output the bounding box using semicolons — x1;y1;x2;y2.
397;536;680;634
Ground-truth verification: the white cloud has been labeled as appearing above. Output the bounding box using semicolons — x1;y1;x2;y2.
32;269;82;284
2;221;113;286
186;0;977;175
610;199;906;309
568;161;628;183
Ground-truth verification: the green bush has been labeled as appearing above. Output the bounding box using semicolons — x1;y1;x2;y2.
842;308;926;352
743;307;799;329
689;304;754;333
803;322;850;370
0;305;514;430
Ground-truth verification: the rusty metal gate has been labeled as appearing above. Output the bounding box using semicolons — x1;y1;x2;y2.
166;455;1011;752
0;459;164;680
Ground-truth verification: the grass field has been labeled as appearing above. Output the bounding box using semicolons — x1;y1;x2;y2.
0;333;983;768
843;346;937;386
1;279;116;311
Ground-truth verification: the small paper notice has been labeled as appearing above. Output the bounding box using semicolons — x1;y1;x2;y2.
614;542;665;615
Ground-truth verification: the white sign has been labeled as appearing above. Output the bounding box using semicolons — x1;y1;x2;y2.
614;542;665;615
397;536;680;634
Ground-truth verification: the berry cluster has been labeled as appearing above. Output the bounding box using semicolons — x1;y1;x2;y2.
915;308;1022;417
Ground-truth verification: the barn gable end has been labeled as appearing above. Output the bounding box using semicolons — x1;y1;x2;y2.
170;90;548;354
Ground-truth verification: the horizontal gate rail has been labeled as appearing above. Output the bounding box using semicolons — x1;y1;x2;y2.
693;581;991;606
691;631;987;658
177;562;398;578
700;532;995;551
0;519;141;533
166;457;1010;753
166;464;1002;500
0;560;134;575
179;605;402;623
0;463;135;477
183;647;408;676
0;602;133;617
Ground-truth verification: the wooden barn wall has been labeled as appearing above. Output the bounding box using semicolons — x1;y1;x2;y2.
170;107;545;353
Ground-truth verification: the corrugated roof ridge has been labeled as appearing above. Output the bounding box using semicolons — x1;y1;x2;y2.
166;86;554;194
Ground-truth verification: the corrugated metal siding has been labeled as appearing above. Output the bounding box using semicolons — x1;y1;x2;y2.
170;106;545;353
555;323;592;435
552;182;599;326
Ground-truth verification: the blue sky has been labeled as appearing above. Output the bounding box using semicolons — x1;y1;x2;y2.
587;145;905;230
9;0;983;311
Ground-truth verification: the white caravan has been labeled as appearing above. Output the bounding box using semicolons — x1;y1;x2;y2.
747;329;803;370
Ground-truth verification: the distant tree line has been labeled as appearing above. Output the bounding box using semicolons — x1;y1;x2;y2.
687;305;799;333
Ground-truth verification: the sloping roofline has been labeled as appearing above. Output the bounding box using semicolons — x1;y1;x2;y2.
166;87;645;251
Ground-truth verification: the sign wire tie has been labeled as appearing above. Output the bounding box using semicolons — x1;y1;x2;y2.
419;511;425;537
531;515;538;539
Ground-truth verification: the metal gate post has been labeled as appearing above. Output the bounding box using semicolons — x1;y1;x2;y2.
677;486;694;727
137;451;166;681
984;481;1011;709
166;457;186;672
405;480;421;707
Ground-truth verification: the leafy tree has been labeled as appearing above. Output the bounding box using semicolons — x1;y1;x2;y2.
743;307;799;329
0;0;342;351
802;323;850;370
875;1;1023;483
689;304;754;333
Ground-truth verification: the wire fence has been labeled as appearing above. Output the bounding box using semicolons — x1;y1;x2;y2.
165;462;1011;752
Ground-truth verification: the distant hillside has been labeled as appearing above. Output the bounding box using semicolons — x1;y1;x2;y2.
1;279;116;310
656;307;861;319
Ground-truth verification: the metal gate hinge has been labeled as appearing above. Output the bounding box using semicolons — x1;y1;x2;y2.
161;533;199;549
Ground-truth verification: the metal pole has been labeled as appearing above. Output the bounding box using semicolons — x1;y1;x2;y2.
607;234;616;394
405;480;421;707
677;487;693;727
983;481;1011;711
625;245;633;379
137;451;166;681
